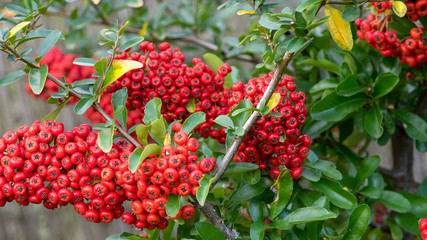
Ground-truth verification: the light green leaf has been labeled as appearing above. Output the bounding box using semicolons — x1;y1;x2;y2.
73;58;97;66
29;64;48;95
270;170;294;219
309;160;342;180
97;126;114;153
74;97;95;115
143;98;162;125
7;21;30;39
166;195;180;217
196;175;215;206
282;206;337;224
38;30;61;58
128;144;161;172
181;112;206;135
41;98;70;122
0;70;26;87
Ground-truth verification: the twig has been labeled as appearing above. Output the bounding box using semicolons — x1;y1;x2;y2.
1;44;141;148
191;196;238;239
328;0;384;5
210;51;294;190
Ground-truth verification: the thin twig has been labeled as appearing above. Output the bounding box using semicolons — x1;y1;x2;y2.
210;51;294;191
1;44;141;148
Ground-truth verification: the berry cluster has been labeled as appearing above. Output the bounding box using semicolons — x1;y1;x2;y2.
87;41;233;142
229;73;311;180
420;218;427;240
0;120;208;230
355;1;427;68
25;46;95;103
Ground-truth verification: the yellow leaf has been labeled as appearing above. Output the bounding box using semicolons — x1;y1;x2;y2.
266;93;281;112
139;22;148;37
164;133;171;146
324;6;353;51
7;21;31;39
392;0;407;17
91;0;101;4
237;10;255;15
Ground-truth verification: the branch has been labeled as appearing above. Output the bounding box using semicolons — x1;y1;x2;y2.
43;10;258;64
1;44;141;148
191;196;238;239
327;0;384;5
210;51;294;190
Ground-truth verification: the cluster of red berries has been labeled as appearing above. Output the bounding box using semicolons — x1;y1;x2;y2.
86;41;233;142
355;0;427;68
0;120;206;230
25;46;95;103
420;218;427;240
230;73;311;180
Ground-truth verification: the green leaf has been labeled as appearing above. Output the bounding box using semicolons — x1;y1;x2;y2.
341;6;360;22
269;219;292;230
143;98;162;125
310;78;339;94
282;207;336;224
311;92;367;122
136;125;149;146
296;0;322;11
394;109;427;142
195;222;226;240
249;221;265;240
270;170;293;219
222;162;259;177
395;213;420;235
202;53;232;88
70;78;96;88
417;178;427;198
372;73;399;99
364;104;383;139
38;30;61;58
29;64;48;95
306;16;331;31
74;97;94;115
312;178;356;209
230;181;265;202
355;155;381;188
128;144;161;172
196;175;215;206
377;190;411;213
287;37;306;53
94;58;108;74
100;60;143;96
400;192;427;218
359;186;381;199
166;195;180;217
119;37;144;52
259;13;281;30
249;200;264;223
0;70;26;87
386;218;403;240
111;87;128;129
299;59;340;74
41;98;70;122
342;204;370;240
336;74;365;97
301;167;321;182
214;115;234;129
150;119;167;145
97;126;114;153
7;21;31;39
73;58;97;67
309;160;342;180
181;112;206;135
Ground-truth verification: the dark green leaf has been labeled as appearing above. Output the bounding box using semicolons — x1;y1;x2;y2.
306;16;331;31
195;222;226;240
311;92;367;122
268;219;292;230
282;207;336;224
29;64;48;95
287;37;306;53
355;155;381;188
309;160;342;180
74;97;94;115
166;195;180;217
128;144;161;172
222;162;259;177
400;192;427;217
359;186;382;199
372;72;399;99
0;70;26;87
230;181;265;202
417;177;427;198
249;200;264;223
395;213;420;235
336;74;365;97
249;221;265;240
143;98;162;125
214;115;234;129
73;58;97;66
377;190;411;213
181;112;206;135
310;78;339;94
38;30;61;58
342;204;370;240
394;109;427;142
312;178;356;209
299;59;340;74
270;170;293;219
364;104;383;139
386;218;403;240
341;6;360;22
97;126;114;153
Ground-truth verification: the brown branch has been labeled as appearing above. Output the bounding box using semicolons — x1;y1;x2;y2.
327;0;384;5
1;44;141;148
210;51;294;190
